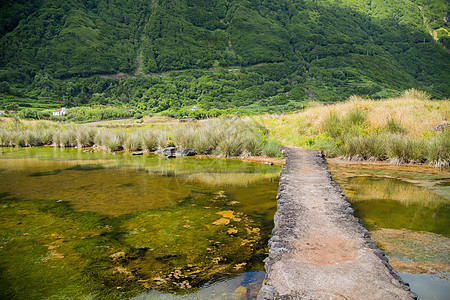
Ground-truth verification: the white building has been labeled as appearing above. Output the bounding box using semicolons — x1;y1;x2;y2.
52;108;67;116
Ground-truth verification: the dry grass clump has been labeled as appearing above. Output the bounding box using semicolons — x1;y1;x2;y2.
0;117;281;157
298;94;447;138
262;90;448;167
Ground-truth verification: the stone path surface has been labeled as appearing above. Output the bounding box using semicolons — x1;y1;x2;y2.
258;147;415;300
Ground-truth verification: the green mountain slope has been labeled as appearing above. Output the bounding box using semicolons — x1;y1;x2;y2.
0;0;449;113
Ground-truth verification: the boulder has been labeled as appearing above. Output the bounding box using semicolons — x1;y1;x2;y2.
130;152;143;156
182;148;197;156
162;147;177;158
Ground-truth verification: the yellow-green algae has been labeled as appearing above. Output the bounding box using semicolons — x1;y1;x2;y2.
0;147;281;299
328;160;450;299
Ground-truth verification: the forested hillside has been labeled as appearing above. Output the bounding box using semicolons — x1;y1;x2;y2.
0;0;449;114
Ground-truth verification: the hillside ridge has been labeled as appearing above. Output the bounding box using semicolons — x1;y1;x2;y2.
0;0;449;113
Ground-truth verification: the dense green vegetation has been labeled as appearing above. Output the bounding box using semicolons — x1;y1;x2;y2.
0;0;449;114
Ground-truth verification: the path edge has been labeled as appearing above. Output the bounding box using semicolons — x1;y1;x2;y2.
258;147;417;300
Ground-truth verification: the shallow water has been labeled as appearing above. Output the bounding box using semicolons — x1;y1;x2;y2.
328;160;450;300
0;147;281;299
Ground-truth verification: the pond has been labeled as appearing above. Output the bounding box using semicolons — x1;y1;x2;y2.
0;147;282;299
328;160;450;300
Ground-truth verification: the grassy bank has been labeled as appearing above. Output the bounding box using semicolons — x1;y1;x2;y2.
261;90;449;167
0;117;282;158
1;89;448;165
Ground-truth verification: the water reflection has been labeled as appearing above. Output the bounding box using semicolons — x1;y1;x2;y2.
328;160;450;300
0;147;281;299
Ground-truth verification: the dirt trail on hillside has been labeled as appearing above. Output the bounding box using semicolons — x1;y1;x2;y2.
258;147;415;300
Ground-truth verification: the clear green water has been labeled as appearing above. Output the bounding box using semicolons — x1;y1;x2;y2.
0;147;281;299
328;161;450;300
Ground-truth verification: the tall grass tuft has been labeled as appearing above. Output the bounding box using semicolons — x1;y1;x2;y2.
11;131;26;147
23;129;40;146
346;108;367;126
105;135;120;151
0;128;11;146
341;136;366;161
322;112;344;138
402;88;431;101
40;128;55;145
123;131;142;151
172;126;197;149
426;130;449;167
217;126;242;157
315;136;340;158
156;130;171;150
94;128;120;151
76;126;95;147
262;137;282;157
242;131;263;156
141;130;158;151
52;129;76;147
385;117;405;134
385;134;411;165
363;134;387;161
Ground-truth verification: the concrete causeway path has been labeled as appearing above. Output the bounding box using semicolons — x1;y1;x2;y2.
258;148;415;300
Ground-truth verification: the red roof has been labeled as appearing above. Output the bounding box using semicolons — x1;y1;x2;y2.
54;108;63;112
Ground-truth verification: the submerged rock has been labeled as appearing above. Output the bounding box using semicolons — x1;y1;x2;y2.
83;150;93;153
110;251;127;261
232;286;247;299
212;218;230;226
130;152;143;156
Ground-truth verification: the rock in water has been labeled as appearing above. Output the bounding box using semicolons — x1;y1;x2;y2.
130;152;143;156
182;148;197;156
162;147;177;158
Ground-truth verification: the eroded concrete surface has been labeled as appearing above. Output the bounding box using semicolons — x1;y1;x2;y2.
259;148;416;300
